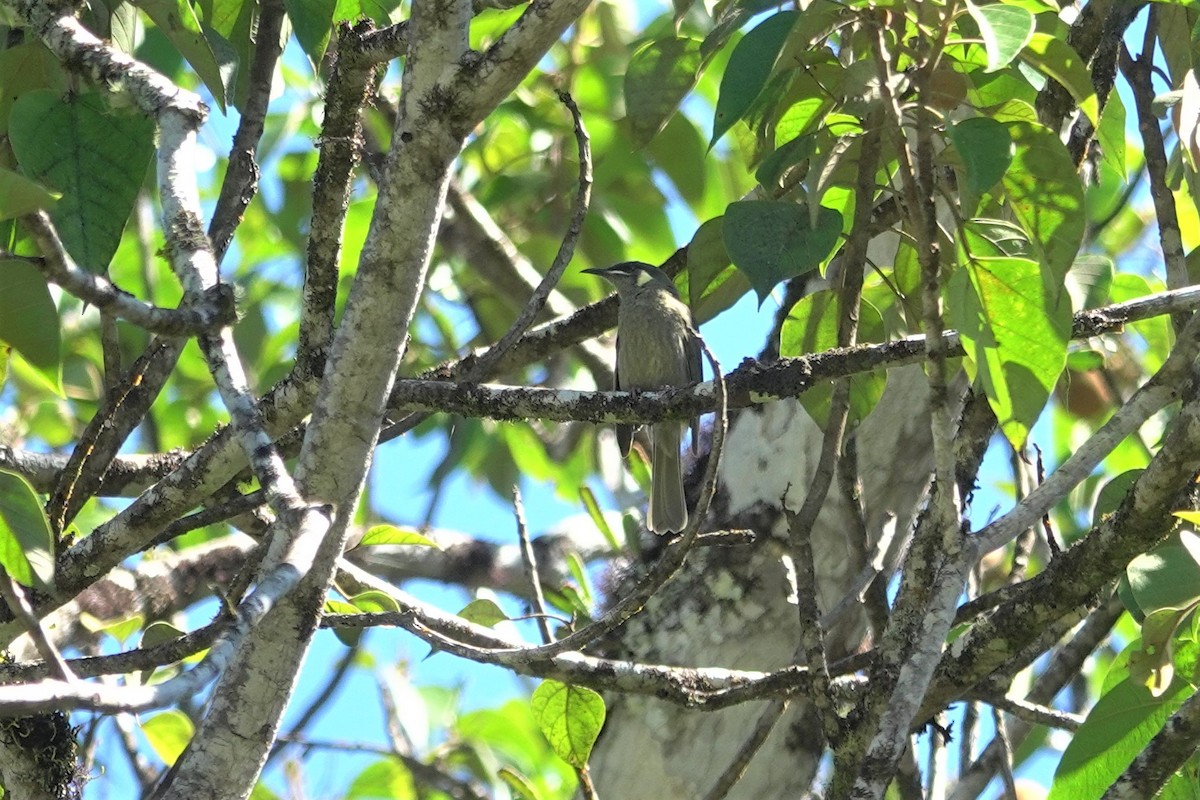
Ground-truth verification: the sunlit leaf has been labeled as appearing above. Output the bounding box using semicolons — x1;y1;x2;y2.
780;291;886;425
458;598;509;628
355;524;439;549
965;2;1034;73
0;469;54;590
1002;117;1086;286
1020;32;1099;127
142;710;194;766
531;680;606;769
1048;639;1199;800
947;255;1070;448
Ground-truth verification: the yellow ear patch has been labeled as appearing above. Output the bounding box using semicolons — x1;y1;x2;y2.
635;269;654;286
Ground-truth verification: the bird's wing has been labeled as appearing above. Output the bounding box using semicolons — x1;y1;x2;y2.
686;326;702;454
615;335;633;457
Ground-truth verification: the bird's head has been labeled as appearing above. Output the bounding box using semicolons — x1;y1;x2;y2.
582;261;677;296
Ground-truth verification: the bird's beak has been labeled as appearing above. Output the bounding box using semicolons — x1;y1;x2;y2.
581;267;608;276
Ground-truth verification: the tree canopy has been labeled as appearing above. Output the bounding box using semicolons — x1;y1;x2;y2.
1;0;1200;799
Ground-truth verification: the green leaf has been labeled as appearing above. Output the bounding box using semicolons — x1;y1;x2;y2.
579;485;619;550
959;218;1036;260
947;117;1013;216
1065;255;1113;311
710;11;799;147
965;1;1035;73
645;114;709;209
1020;32;1099;127
0;259;61;392
0;469;54;590
347;759;415;800
780;291;886;425
349;590;400;614
947;256;1071;449
1048;639;1199;800
1095;470;1140;526
457;598;509;628
498;766;543;800
139;620;187;682
0;166;59;220
249;782;284;800
625;37;703;147
1128;607;1192;696
686;216;748;323
0;41;67;130
756;132;817;190
355;524;439;549
1096;89;1127;178
565;551;593;608
1002;118;1086;287
136;0;237;111
8;90;155;271
1125;532;1200;618
141;620;186;650
324;599;363;646
530;680;606;769
141;710;194;766
722;200;842;303
283;0;337;69
80;612;144;643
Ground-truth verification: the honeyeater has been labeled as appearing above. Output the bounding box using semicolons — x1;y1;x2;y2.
583;261;702;534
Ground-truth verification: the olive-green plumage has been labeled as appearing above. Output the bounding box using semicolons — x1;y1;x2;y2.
583;262;702;534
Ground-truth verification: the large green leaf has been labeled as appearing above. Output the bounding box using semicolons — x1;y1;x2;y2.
531;680;606;769
136;0;238;111
1002;117;1085;287
283;0;337;69
625;37;703;147
0;469;55;590
947;254;1070;449
0;167;58;221
0;41;67;130
710;11;798;147
1020;32;1099;127
722;200;842;303
685;216;749;323
0;259;60;393
965;1;1035;73
347;759;416;800
1048;639;1199;800
8;90;155;272
141;710;194;766
947;117;1013;216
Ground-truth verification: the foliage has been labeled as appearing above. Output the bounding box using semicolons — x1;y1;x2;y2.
0;0;1198;798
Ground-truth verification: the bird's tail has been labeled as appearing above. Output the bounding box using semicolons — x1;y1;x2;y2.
648;422;687;534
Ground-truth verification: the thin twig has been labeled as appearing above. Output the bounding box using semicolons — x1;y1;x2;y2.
977;693;1083;732
514;485;553;645
702;699;790;800
1124;18;1190;332
0;570;74;682
992;707;1018;800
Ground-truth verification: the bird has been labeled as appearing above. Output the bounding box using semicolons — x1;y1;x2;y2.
583;261;702;534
